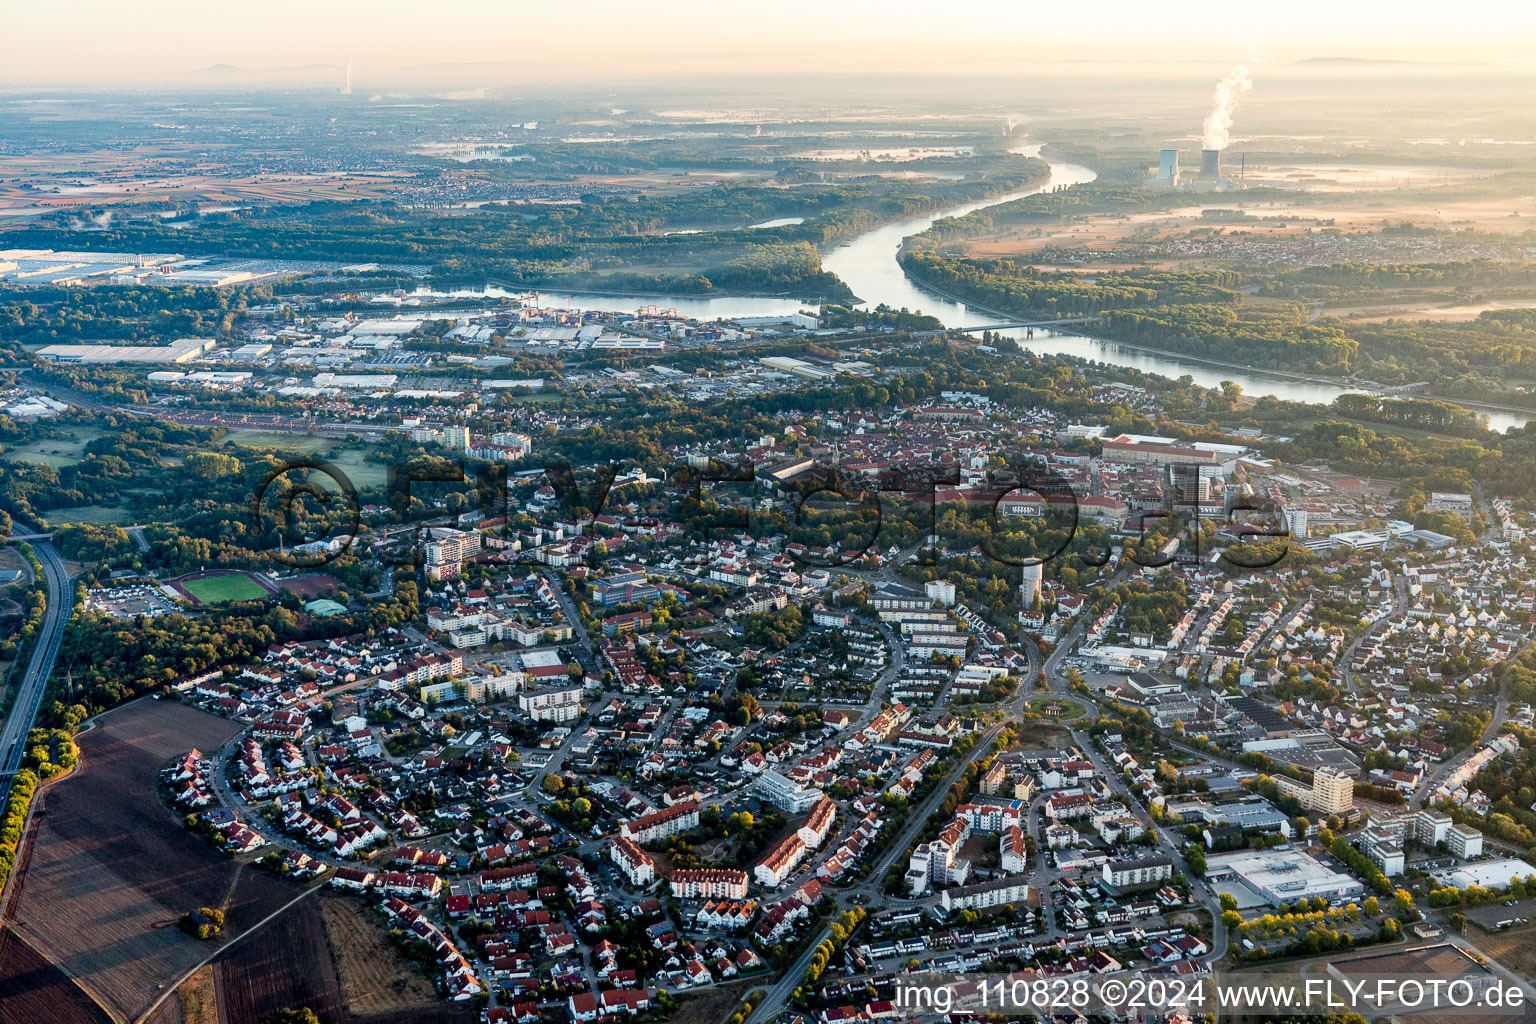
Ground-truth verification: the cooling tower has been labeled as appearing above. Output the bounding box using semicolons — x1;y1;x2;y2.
1158;149;1179;180
1199;148;1222;181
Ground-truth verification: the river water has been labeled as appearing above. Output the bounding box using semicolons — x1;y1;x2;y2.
414;152;1530;431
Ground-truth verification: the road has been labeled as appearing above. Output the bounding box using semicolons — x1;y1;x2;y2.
1040;601;1229;964
0;541;71;801
743;720;1009;1024
1339;574;1407;694
541;568;594;658
1408;636;1530;811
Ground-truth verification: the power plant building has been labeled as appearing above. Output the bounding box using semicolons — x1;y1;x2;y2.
1147;146;1240;191
1151;149;1180;188
1198;148;1222;181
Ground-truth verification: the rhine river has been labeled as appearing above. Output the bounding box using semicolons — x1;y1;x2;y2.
416;150;1530;431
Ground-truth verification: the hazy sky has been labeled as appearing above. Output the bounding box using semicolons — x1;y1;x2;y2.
9;0;1536;83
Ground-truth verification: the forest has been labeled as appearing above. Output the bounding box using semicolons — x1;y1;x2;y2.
898;252;1242;318
1098;304;1359;372
47;579;419;721
9;157;1048;302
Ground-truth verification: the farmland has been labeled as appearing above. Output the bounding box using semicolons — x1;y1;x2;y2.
212;897;344;1024
176;964;219;1024
4;699;299;1021
214;896;473;1024
0;926;111;1024
319;896;440;1015
670;981;757;1024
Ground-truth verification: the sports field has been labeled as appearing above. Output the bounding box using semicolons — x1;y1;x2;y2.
179;573;270;604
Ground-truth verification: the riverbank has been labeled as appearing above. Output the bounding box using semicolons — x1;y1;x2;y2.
471;151;1529;429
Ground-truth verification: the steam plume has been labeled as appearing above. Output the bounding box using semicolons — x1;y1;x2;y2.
342;62;353;95
1201;65;1251;151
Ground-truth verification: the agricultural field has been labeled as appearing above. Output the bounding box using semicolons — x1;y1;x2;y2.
319;896;440;1015
212;898;343;1024
670;981;757;1024
4;699;299;1022
0;148;412;219
175;964;219;1024
0;926;111;1024
214;897;472;1024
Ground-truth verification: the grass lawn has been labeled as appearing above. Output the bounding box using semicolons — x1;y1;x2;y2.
221;432;389;489
9;427;107;469
181;573;270;604
44;505;133;526
1023;698;1085;720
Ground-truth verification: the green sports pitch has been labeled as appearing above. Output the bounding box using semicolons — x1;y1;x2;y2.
180;573;270;604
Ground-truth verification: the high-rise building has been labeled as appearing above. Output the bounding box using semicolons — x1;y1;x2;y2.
443;425;471;452
423;527;480;580
1285;508;1309;539
1311;767;1354;815
924;579;956;607
489;431;532;457
1359;822;1406;876
1446;824;1483;860
1020;562;1043;609
1275;766;1353;816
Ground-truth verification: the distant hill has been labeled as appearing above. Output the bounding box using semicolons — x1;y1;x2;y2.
1292;56;1499;68
188;63;342;75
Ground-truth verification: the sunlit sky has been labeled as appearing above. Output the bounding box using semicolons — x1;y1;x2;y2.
8;0;1536;84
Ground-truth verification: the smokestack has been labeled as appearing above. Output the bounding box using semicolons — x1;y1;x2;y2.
1200;149;1221;181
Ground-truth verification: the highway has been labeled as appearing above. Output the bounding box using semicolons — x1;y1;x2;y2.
0;541;72;801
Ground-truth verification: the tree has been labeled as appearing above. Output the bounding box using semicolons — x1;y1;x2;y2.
184;452;243;479
264;1011;322;1024
732;694;761;727
1185;846;1207;876
178;906;225;940
542;773;565;795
